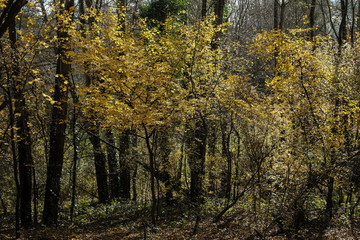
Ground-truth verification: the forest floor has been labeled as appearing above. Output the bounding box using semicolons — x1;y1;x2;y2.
0;198;359;240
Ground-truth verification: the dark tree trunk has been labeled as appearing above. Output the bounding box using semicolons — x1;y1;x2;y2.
106;130;121;199
279;0;286;30
326;176;334;222
339;0;348;47
132;132;138;201
214;0;226;26
201;0;207;18
212;0;226;49
8;78;20;238
220;118;232;200
88;126;109;203
43;0;73;226
119;130;131;199
143;125;156;224
8;18;33;228
132;164;138;201
186;115;207;201
15;94;33;228
158;131;173;203
207;124;216;194
309;0;316;40
70;100;78;222
274;0;279;29
42;0;74;225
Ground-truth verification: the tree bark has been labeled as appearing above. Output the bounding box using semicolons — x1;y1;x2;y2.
212;0;226;49
338;0;348;47
186;115;207;201
207;123;216;194
274;0;279;29
42;0;73;226
201;0;207;19
88;126;109;203
15;93;33;228
106;129;121;199
309;0;316;40
119;130;131;199
158;131;173;203
8;17;33;228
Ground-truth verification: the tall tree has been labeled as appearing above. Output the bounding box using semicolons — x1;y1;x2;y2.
42;0;74;226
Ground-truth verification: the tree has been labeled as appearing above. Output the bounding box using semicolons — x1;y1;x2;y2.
43;0;74;226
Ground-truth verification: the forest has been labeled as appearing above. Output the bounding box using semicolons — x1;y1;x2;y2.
1;0;360;239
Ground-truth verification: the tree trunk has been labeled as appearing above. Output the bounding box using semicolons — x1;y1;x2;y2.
201;0;207;19
42;0;73;226
88;126;109;203
207;124;216;194
8;18;33;228
70;102;78;221
220;118;232;201
279;0;286;30
186;116;207;201
309;0;316;40
132;164;138;201
119;130;131;199
132;132;138;201
143;125;156;224
339;0;348;47
158;131;173;203
106;129;121;199
326;176;334;222
212;0;226;49
274;0;279;29
15;94;33;228
8;79;20;238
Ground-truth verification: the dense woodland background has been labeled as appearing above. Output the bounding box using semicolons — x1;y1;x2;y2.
1;0;360;239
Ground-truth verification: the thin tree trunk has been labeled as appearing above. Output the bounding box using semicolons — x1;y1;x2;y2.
143;125;156;224
132;132;138;201
132;164;138;201
70;104;78;221
326;176;334;222
208;123;216;194
8;82;20;238
32;167;38;226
